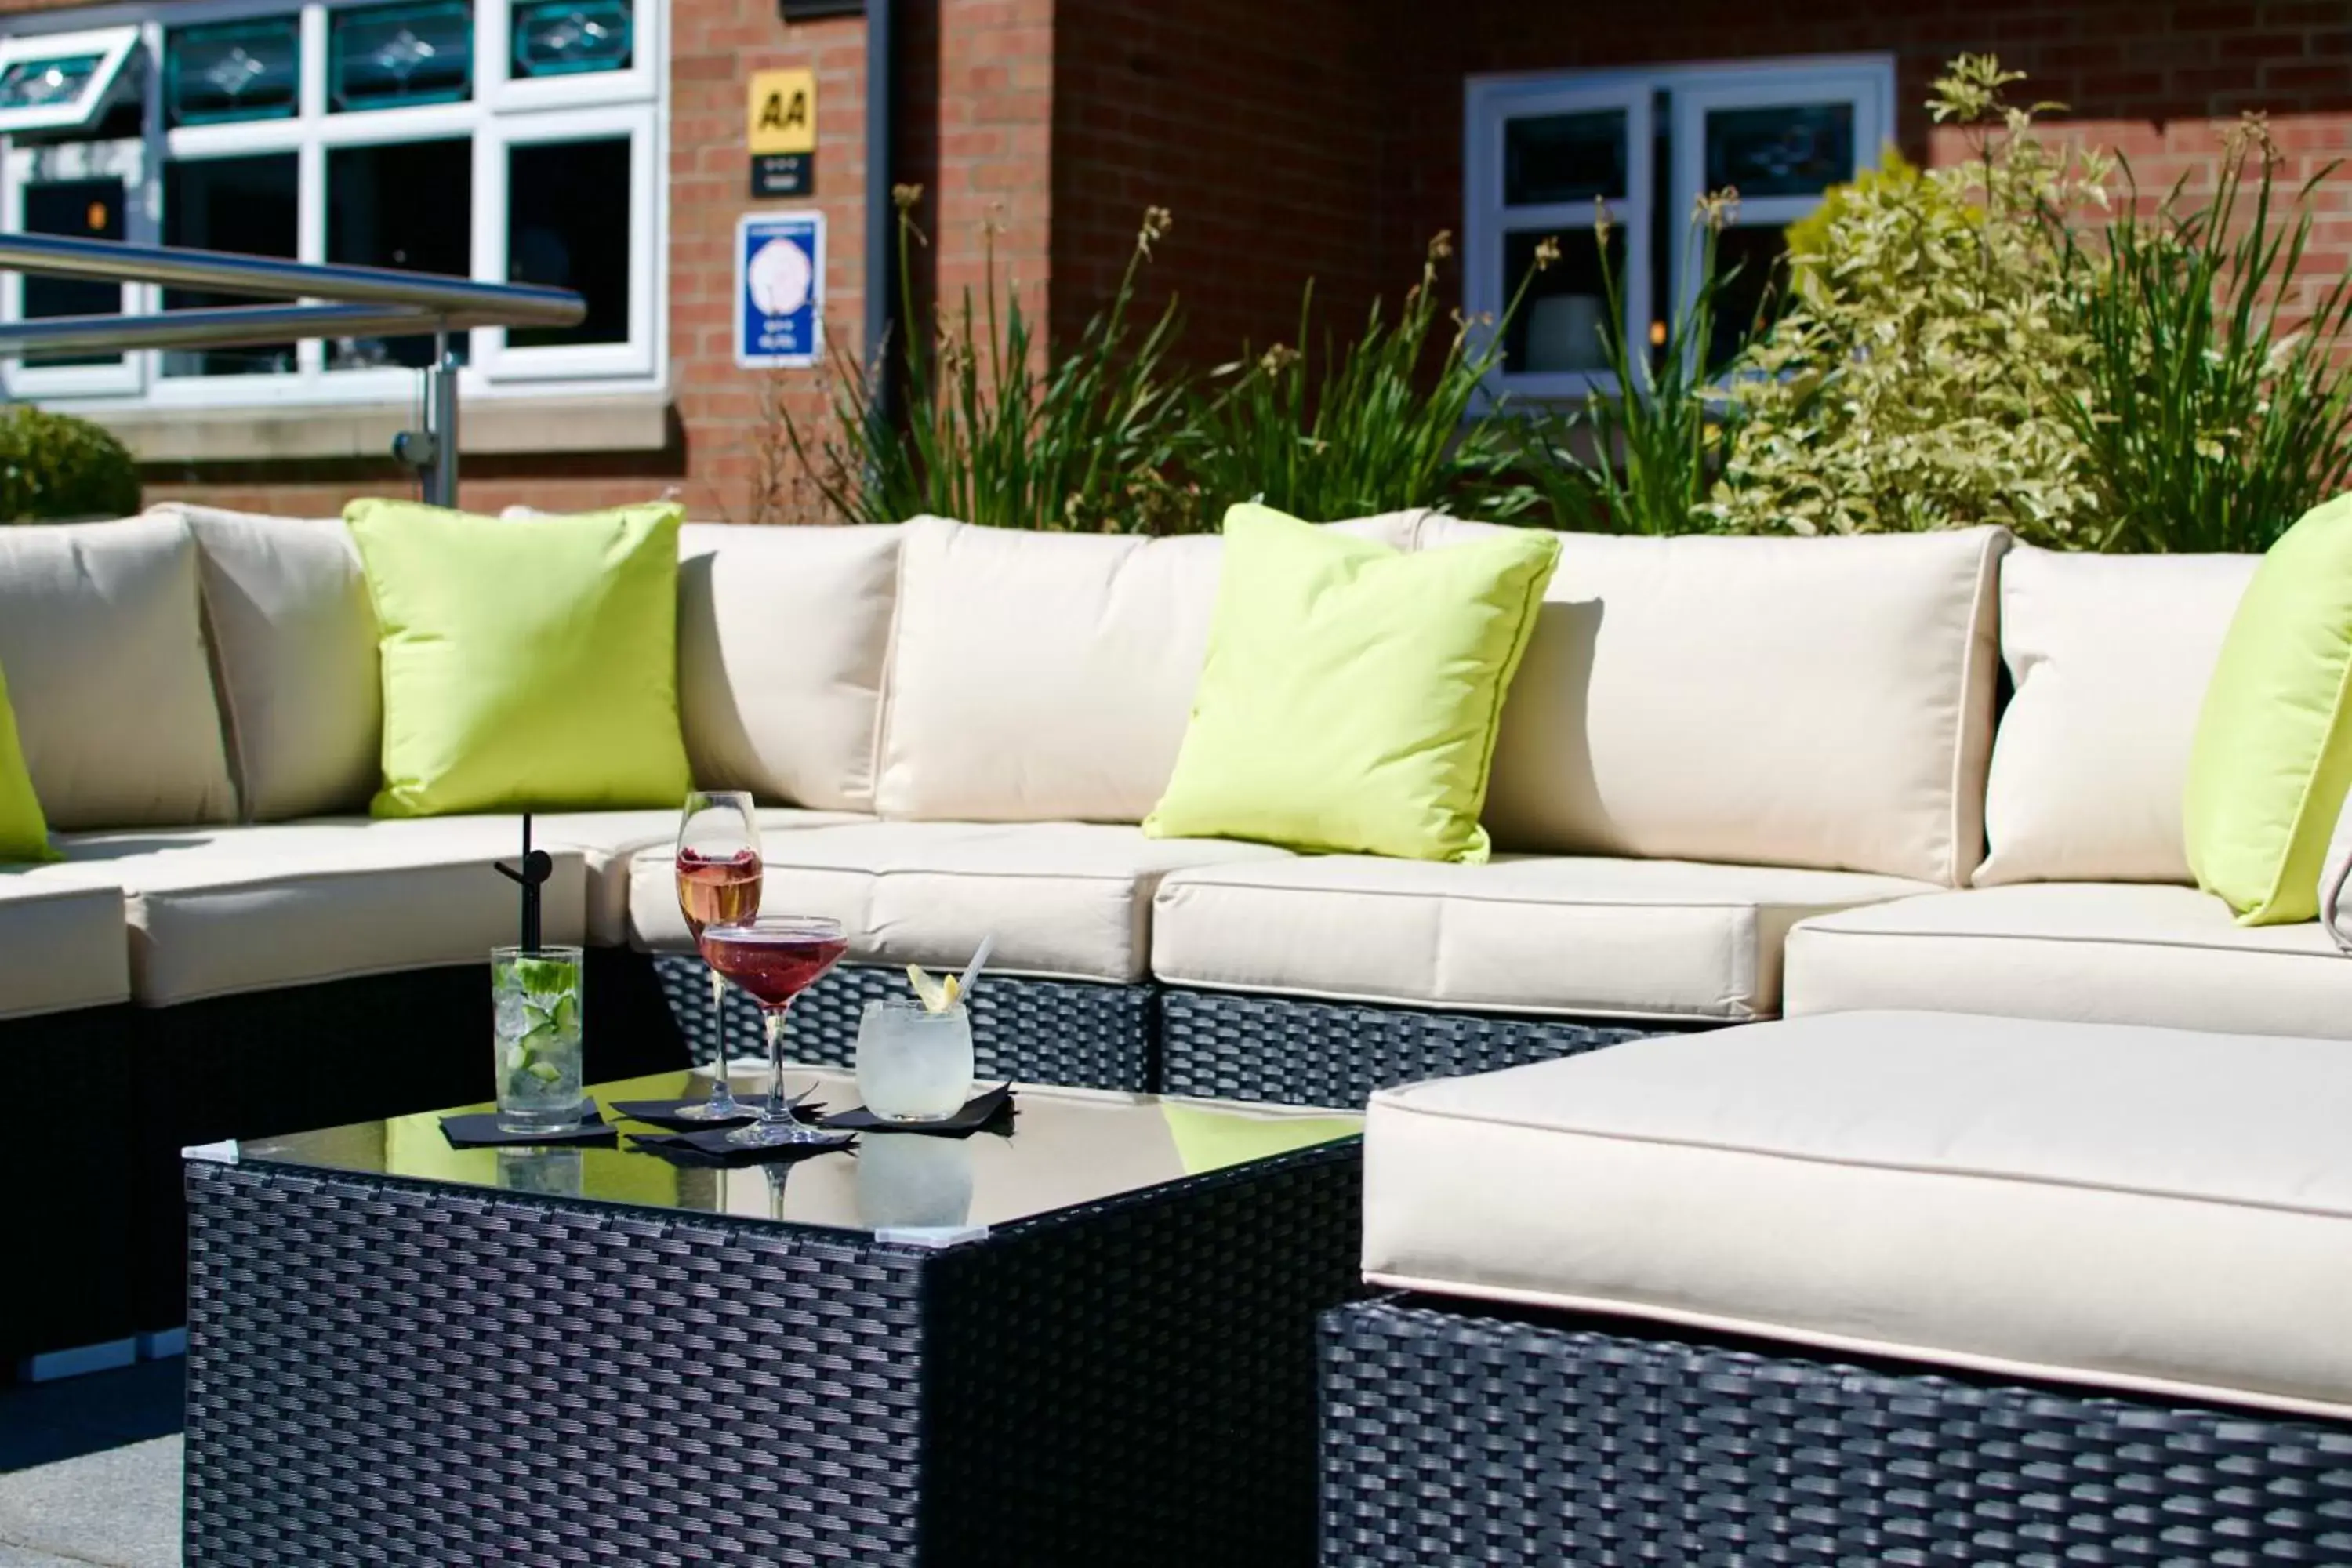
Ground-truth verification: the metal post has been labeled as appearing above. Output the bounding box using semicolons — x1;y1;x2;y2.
863;0;895;420
423;334;460;509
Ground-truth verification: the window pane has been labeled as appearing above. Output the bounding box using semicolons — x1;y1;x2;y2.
1704;103;1855;199
167;18;300;127
512;0;633;78
332;1;473;113
327;138;472;369
506;137;630;348
20;177;123;368
1705;223;1790;373
1503;226;1625;376
1505;111;1625;207
164;154;300;377
0;53;101;113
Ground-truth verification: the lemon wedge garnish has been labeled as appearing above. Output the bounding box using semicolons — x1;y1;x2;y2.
906;964;961;1013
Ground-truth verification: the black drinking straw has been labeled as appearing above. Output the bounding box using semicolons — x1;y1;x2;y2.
496;812;554;951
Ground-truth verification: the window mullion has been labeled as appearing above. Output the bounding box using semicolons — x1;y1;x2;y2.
470;114;502;371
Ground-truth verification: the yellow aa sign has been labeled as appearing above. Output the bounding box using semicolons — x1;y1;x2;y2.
748;69;817;155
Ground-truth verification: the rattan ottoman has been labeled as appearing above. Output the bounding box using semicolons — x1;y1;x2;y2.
182;1066;1361;1567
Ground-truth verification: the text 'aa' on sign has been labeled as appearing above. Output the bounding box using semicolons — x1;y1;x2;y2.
747;68;816;154
737;210;825;369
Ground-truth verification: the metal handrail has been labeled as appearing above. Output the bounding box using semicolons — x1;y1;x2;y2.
0;232;590;504
0;231;583;326
0;303;532;357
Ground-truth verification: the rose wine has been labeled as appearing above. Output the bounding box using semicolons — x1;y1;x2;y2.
677;848;762;937
699;924;850;1009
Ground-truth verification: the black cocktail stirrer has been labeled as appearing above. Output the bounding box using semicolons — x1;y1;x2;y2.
496;812;555;951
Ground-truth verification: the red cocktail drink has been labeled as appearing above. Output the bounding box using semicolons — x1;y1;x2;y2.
698;916;850;1146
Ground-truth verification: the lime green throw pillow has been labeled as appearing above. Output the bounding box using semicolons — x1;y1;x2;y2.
2184;492;2352;924
0;656;55;862
1143;503;1559;862
347;499;693;818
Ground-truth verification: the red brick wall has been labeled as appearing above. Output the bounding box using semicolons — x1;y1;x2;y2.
1048;0;1396;365
1030;0;2352;372
0;0;1056;521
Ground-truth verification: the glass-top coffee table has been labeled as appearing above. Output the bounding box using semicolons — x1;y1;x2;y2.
182;1068;1363;1567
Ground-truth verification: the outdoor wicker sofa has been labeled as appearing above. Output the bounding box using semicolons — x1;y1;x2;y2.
5;501;2345;1385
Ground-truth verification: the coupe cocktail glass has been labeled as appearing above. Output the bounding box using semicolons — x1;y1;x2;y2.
698;916;851;1148
674;790;763;1121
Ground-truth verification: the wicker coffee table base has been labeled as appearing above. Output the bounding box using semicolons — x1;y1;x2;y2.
1319;1296;2352;1566
186;1142;1361;1566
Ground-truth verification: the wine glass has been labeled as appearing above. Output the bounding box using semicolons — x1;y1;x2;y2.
674;790;764;1121
697;916;851;1148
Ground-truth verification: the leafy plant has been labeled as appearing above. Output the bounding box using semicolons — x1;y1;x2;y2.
2060;114;2352;553
786;189;1200;533
1702;56;2111;544
0;404;140;523
1180;233;1544;524
1513;191;1748;534
1782;147;1924;264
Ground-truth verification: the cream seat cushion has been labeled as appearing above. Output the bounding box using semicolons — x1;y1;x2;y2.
628;820;1291;982
1977;546;2258;885
1784;883;2352;1038
1427;519;2006;885
53;819;591;1006
1152;856;1933;1022
0;867;129;1018
535;807;867;946
677;522;902;812
0;514;236;828
163;503;382;822
875;513;1432;824
1363;1011;2352;1421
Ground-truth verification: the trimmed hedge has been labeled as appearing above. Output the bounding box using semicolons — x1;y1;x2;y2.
0;404;140;524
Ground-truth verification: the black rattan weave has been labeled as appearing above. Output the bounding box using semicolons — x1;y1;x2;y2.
1159;988;1658;1105
186;1138;1360;1566
1319;1295;2352;1567
652;955;1156;1091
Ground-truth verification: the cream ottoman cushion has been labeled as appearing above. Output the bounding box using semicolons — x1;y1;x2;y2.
1364;1010;2352;1421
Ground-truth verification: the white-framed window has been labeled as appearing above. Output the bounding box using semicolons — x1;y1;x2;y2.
1465;55;1893;399
0;0;664;411
0;27;143;136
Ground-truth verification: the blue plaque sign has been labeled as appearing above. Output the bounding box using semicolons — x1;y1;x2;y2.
736;210;824;368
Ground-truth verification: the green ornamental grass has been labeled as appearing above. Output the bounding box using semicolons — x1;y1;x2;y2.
2061;115;2352;553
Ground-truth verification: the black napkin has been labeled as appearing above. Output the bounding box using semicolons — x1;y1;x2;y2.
441;1103;615;1149
824;1084;1015;1137
611;1096;829;1132
627;1123;856;1167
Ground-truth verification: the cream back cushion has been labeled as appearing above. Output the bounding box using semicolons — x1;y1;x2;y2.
168;503;382;821
1977;546;2259;887
677;522;902;811
0;513;236;828
876;512;1430;822
1446;521;2007;885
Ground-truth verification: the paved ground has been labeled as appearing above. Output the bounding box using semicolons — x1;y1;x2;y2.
0;1361;182;1568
